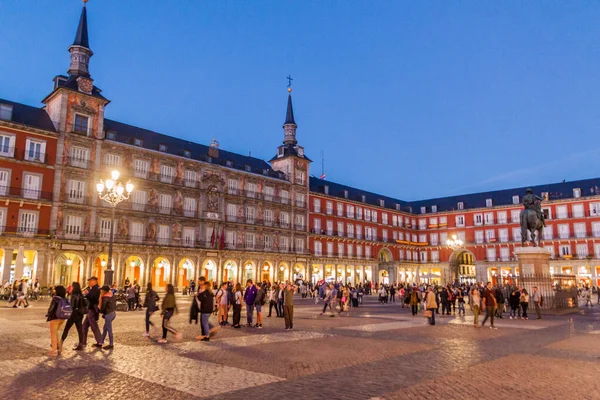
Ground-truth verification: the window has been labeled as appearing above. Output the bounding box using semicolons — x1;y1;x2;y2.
226;231;237;249
431;205;437;213
280;212;290;227
160;164;174;183
22;173;41;199
227;179;238;195
595;244;600;257
455;215;465;227
183;197;197;217
457;231;466;242
326;201;333;215
106;131;116;140
105;153;122;167
512;195;520;205
440;232;448;244
246;182;257;198
365;227;372;240
500;248;510;262
382;213;388;225
130;222;144;243
183;227;195;247
379;199;385;207
314;241;322;256
556;205;568;219
474;214;483;226
419;219;427;230
246;206;256;224
0;169;8;195
372;211;378;223
132;190;147;211
486;198;492;207
347;205;355;218
558;224;570;239
512;227;521;242
183;150;191;158
406;251;411;261
420;251;427;262
364;209;371;221
295;238;304;253
324;185;329;195
382;230;388;242
337;221;344;236
99;218;114;240
337;243;344;257
420;206;426;214
25;138;46;162
356;207;363;219
157;224;170;244
67;180;85;204
244;165;251;172
0;134;15;157
226;203;237;220
511;209;520;223
313;198;321;213
73;114;89;135
574;222;586;238
458;202;464;210
159;144;167;152
0;208;6;233
159;193;172;214
572;204;584;218
590;202;600;216
356;225;362;239
70;147;89;168
546;245;555;258
347;224;354;238
337;203;343;217
475;231;484;244
484;212;494;225
439;216;447;226
430;233;438;245
313;218;321;233
133;138;143;147
64;215;82;238
542;225;553;240
134;159;149;178
347;244;353;258
497;211;507;224
486;248;496;261
485;229;495;243
264;186;274;201
361;195;366;203
326;220;333;235
343;190;348;199
295;192;305;207
184;170;197;187
418;233;426;243
327;242;333;256
356;245;362;258
560;244;570;256
392;215;398;226
18;211;37;236
592;222;600;237
499;228;508;242
573;188;581;198
0;104;13;120
296;170;305;185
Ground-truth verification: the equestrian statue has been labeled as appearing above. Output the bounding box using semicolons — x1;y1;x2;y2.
520;188;545;247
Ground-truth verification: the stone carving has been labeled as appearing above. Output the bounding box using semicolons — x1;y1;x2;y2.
146;219;156;241
83;213;91;236
207;186;219;212
123;151;133;170
173;191;183;215
117;217;129;239
151;157;160;176
148;189;159;212
59;169;67;202
238;230;245;246
238;203;245;220
175;161;184;185
172;222;182;243
258;203;264;221
62;138;71;165
57;207;63;231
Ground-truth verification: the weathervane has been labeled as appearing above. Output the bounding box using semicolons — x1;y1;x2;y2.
287;75;293;88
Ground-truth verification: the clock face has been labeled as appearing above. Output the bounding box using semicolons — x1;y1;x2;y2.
298;148;304;156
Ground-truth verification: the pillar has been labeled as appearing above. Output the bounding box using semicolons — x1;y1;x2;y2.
14;245;25;280
34;251;45;284
1;248;13;283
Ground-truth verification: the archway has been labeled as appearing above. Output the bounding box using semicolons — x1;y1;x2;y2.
364;266;373;282
124;256;144;286
276;262;287;283
449;249;477;284
55;252;85;286
355;266;363;285
378;248;393;263
203;259;217;282
92;254;113;286
325;264;335;282
223;260;237;283
260;261;272;283
344;265;354;284
243;261;255;283
379;269;390;284
311;264;323;284
152;257;170;289
294;263;306;284
178;258;194;288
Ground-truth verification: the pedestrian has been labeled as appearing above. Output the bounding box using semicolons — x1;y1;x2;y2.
457;289;465;316
232;283;243;329
98;285;117;350
389;285;396;303
196;281;215;341
254;282;265;328
283;283;294;330
277;283;285;317
425;286;437;325
520;289;529;320
126;284;136;311
471;288;481;328
481;282;498;329
61;282;86;351
243;279;257;327
158;284;181;343
495;287;505;319
351;287;359;308
399;287;406;308
142;283;159;337
46;285;70;356
133;281;141;309
532;286;543;320
509;289;520;319
409;289;420;316
215;282;229;326
268;284;279;317
33;278;40;301
82;276;103;349
440;287;450;315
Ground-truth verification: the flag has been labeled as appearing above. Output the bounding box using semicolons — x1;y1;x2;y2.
220;228;225;249
210;228;216;248
320;173;326;179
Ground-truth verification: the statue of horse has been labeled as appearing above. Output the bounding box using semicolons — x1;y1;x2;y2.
520;208;543;247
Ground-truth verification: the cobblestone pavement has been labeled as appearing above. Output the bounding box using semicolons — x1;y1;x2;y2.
1;295;599;400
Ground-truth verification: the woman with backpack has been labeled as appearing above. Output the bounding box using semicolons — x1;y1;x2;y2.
61;282;86;351
98;285;117;350
46;285;69;356
143;283;159;337
158;284;181;344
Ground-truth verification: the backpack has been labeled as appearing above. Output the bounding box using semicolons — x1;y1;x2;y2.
55;297;73;320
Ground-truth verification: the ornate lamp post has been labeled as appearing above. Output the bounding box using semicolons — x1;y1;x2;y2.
446;234;464;284
96;170;133;286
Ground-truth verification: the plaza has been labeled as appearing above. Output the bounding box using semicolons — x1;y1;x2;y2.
1;295;599;399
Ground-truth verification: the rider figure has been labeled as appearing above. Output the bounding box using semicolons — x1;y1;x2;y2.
523;188;545;227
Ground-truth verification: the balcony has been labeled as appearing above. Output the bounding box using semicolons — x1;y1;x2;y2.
295;224;305;231
68;156;91;169
159;174;174;184
296;200;306;208
0;226;50;238
184;179;196;189
0;186;53;201
65;194;89;205
0;146;15;159
20;150;48;164
133;169;149;179
183;209;197;218
159;206;172;215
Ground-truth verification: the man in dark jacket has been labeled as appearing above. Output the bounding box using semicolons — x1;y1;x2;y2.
196;281;215;341
495;287;505;319
243;279;257;327
440;288;450;315
82;277;103;348
283;283;295;330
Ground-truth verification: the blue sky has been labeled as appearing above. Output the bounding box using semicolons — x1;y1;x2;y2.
1;1;599;200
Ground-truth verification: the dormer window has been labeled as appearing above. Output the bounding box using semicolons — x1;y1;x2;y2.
458;202;464;210
207;156;213;163
73;114;89;135
513;195;520;204
277;147;284;158
486;198;493;207
324;185;329;195
245;165;251;172
183;150;191;158
262;169;268;176
361;195;366;203
106;131;116;140
159;144;167;152
573;188;581;198
226;160;233;167
396;203;401;211
379;199;385;207
431;205;437;213
133;138;143;146
0;104;13;121
420;206;426;214
343;190;348;199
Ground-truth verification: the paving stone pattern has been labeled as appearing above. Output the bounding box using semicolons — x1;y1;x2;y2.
1;295;599;400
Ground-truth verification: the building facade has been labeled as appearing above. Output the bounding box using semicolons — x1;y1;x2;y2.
2;4;600;289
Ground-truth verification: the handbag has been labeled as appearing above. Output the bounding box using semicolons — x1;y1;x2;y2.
424;310;432;318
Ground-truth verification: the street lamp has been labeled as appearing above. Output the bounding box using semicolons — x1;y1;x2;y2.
446;234;464;250
96;170;133;286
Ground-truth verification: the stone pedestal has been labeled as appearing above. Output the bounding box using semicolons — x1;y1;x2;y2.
514;247;551;276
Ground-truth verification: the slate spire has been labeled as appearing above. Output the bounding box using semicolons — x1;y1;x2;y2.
283;88;297;145
68;1;94;78
72;2;90;49
284;92;296;125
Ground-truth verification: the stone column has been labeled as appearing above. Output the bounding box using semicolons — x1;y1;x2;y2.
14;245;25;280
34;251;45;284
1;248;13;283
46;251;55;285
